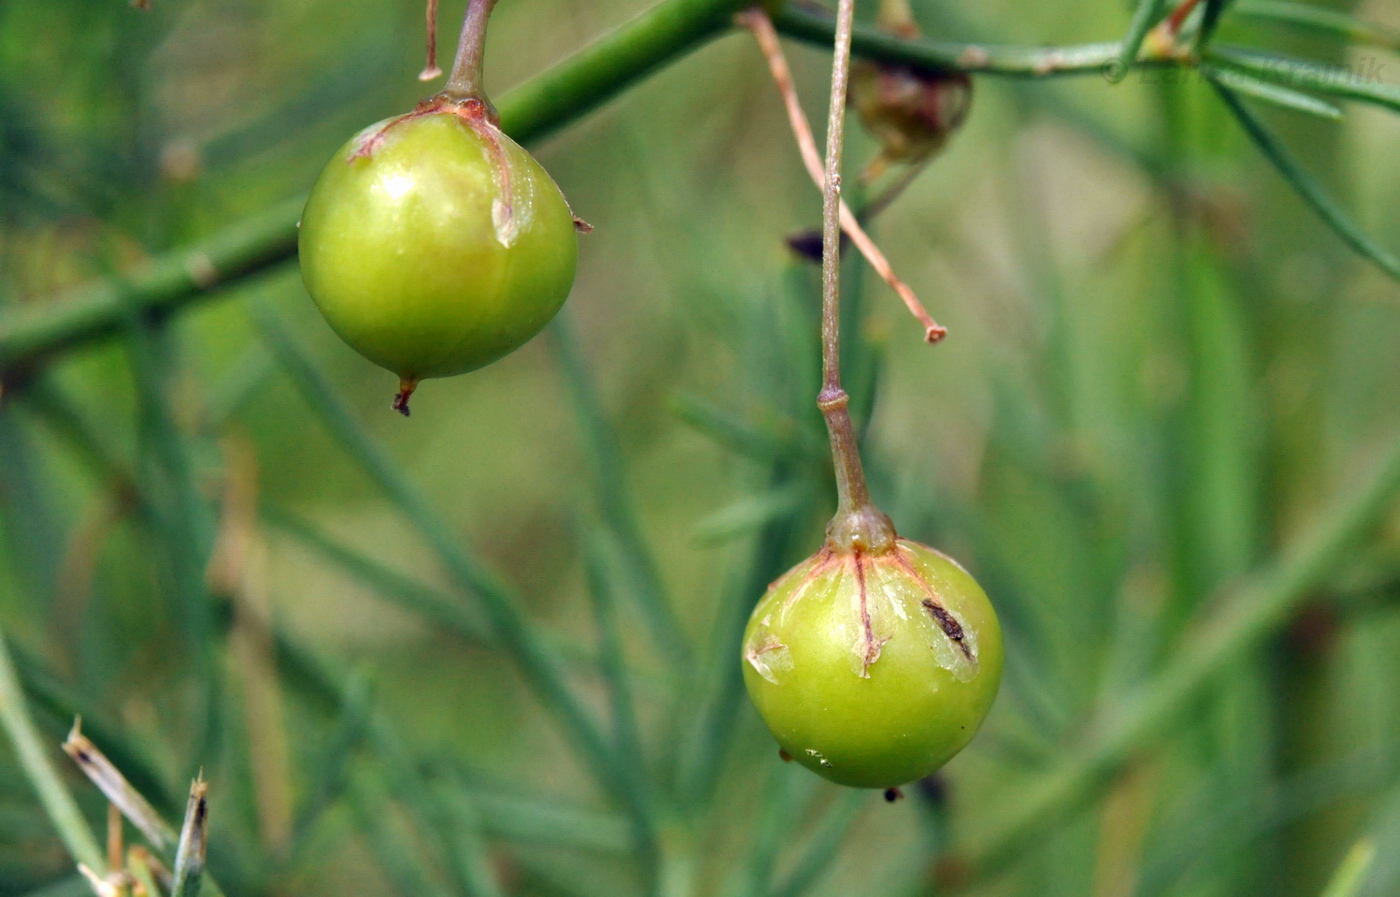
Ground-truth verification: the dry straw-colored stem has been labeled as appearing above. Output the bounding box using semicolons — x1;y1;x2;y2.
64;720;177;851
741;7;947;344
420;0;443;80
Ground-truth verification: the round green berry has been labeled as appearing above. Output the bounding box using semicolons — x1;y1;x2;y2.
742;539;1002;789
298;101;577;412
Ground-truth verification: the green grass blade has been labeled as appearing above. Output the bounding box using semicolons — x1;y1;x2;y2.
460;785;631;854
1111;0;1170;82
0;624;105;874
1234;1;1400;50
170;778;210;897
366;721;507;897
1213;83;1400;281
1203;65;1343;118
727;765;812;897
1202;0;1239;44
286;673;373;859
117;311;221;763
261;503;491;642
347;775;454;897
7;642;177;816
670;393;825;465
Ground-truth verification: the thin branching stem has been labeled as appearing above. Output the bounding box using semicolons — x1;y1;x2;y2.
739;9;946;343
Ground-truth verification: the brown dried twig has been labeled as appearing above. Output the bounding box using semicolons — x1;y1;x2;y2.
739;7;947;343
420;0;443;80
64;721;176;852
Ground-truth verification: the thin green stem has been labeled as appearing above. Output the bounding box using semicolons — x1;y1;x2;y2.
1111;0;1170;82
773;5;1136;78
1213;83;1400;281
445;0;500;103
0;623;106;874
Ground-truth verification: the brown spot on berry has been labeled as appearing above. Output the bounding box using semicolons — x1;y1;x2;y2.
922;599;971;660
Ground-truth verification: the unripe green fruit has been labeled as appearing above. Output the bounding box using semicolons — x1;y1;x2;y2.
298;100;578;412
742;539;1002;789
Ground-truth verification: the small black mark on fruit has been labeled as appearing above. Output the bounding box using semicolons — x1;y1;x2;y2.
884;787;904;803
923;599;972;661
778;748;793;763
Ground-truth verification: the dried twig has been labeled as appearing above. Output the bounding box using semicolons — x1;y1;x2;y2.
64;720;177;851
171;777;210;897
420;0;443;80
739;7;947;343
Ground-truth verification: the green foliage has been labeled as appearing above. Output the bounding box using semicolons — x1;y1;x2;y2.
2;1;1400;897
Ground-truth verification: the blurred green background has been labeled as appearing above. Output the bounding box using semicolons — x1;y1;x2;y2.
3;1;1400;896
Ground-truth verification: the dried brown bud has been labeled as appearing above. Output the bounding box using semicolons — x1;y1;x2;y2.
849;63;972;177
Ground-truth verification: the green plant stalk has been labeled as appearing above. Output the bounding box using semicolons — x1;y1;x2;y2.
0;624;106;874
1201;65;1343;119
773;4;1128;77
1206;45;1400;115
247;303;646;828
954;427;1400;885
1112;0;1170;82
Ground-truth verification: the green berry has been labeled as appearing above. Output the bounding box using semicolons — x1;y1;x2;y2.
742;539;1002;789
298;99;578;413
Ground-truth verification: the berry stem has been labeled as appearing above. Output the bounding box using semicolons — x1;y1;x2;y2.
444;0;500;103
818;0;896;555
